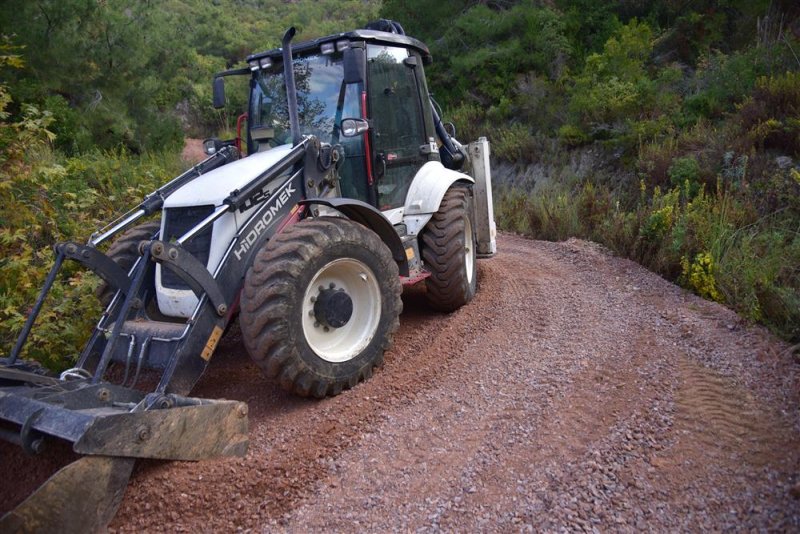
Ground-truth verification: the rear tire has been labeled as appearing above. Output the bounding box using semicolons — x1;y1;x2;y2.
421;186;477;312
96;221;161;306
240;217;402;398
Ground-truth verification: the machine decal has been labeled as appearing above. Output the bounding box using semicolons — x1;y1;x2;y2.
234;179;298;261
238;185;273;213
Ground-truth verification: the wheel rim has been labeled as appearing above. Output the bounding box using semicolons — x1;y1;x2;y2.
464;215;475;285
302;258;382;363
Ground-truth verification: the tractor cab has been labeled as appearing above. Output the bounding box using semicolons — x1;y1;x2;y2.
216;30;446;212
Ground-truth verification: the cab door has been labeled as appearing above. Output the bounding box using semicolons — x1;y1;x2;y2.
366;45;428;210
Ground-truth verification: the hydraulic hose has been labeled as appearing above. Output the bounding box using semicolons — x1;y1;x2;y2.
431;100;465;170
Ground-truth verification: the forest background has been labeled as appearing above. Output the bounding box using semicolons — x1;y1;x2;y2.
0;0;798;366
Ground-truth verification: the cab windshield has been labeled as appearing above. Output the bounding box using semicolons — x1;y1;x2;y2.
249;53;361;149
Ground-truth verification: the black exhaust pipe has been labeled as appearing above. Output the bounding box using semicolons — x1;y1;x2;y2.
282;27;302;147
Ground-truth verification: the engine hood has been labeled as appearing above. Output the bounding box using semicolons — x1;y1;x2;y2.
164;144;294;208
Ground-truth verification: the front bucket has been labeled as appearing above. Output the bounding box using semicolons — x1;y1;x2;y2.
1;456;135;534
0;367;249;532
0;369;249;461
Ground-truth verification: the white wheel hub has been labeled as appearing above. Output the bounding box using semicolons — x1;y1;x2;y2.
465;215;475;284
302;258;382;363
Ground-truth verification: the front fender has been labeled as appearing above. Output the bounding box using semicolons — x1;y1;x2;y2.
299;198;409;276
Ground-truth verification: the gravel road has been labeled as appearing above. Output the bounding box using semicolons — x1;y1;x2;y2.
5;234;800;531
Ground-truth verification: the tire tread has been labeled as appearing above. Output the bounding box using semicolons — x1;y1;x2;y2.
421;187;476;312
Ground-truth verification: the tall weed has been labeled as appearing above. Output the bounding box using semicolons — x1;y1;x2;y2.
498;177;800;341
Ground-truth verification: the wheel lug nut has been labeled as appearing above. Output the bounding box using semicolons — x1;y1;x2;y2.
310;296;316;303
314;321;320;328
323;326;330;332
329;282;336;289
318;285;325;292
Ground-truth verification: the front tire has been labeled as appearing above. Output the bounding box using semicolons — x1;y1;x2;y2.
421;186;477;312
240;217;402;398
96;220;161;306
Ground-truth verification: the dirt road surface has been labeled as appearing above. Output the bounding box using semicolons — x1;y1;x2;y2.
181;138;206;164
4;234;799;531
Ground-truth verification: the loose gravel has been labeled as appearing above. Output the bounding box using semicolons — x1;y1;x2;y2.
3;234;798;531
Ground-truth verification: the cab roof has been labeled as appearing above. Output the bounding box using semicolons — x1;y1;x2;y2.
246;29;432;65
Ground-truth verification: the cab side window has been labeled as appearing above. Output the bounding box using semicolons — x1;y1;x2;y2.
367;45;426;209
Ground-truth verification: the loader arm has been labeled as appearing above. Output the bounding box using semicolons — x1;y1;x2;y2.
0;139;317;532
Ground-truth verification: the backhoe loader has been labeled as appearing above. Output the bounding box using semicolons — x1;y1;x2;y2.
0;19;495;532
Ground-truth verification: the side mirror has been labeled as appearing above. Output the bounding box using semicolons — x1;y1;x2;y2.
212;77;226;109
203;137;222;155
341;118;369;137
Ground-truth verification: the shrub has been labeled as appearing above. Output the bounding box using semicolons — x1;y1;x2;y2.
569;19;655;128
558;123;590;146
667;155;701;197
680;251;722;302
683;43;790;123
736;72;800;156
0;91;183;367
496;177;799;341
494;186;531;235
491;124;540;162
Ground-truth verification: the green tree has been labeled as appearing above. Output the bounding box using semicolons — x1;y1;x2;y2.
568;19;655;127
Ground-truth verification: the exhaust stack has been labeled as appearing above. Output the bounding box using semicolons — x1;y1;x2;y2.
282;27;302;147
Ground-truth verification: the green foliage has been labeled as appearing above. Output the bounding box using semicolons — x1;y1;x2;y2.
496;175;800;341
716;220;800;337
681;251;722;302
558;124;589;146
0;146;183;367
0;1;380;153
0;56;183;366
448;102;550;162
668;156;701;196
556;0;621;57
384;1;572;113
446;4;570;100
736;71;800;155
568;19;655;128
380;0;470;45
683;42;800;125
